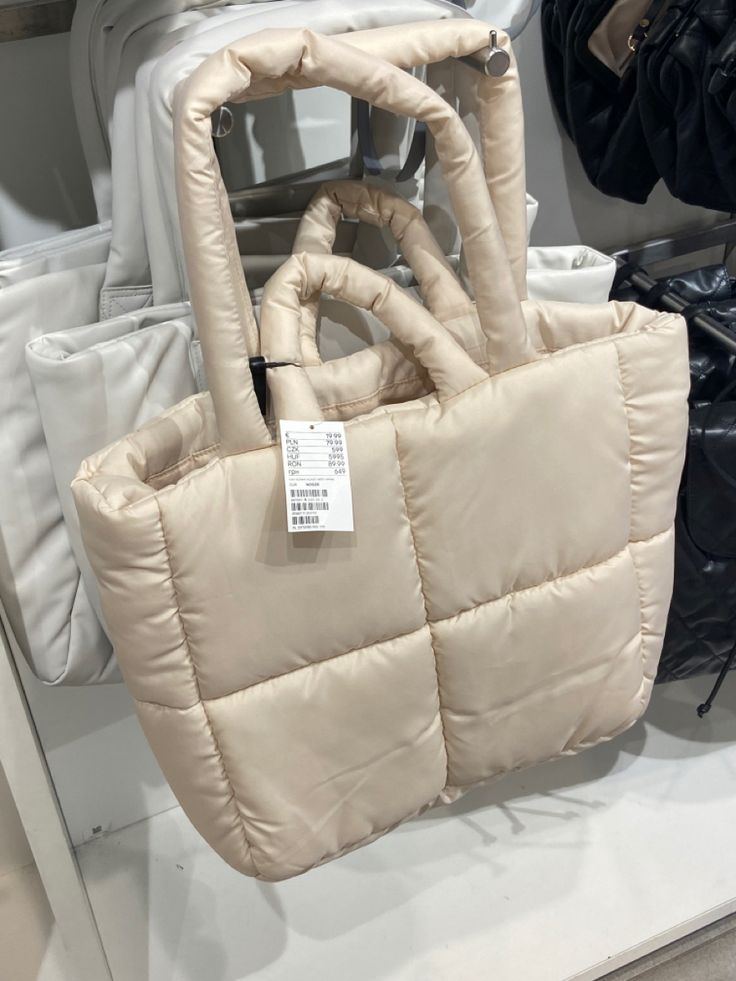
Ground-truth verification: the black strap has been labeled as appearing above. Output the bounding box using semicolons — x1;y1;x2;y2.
612;260;640;292
627;0;668;53
396;123;427;182
249;357;297;416
355;0;466;181
697;641;736;717
690;375;736;714
678;303;702;324
643;280;671;307
357;100;427;182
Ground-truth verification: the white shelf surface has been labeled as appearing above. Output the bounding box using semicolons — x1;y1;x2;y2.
76;676;736;981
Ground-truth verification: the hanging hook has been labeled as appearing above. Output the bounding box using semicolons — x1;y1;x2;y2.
456;31;511;78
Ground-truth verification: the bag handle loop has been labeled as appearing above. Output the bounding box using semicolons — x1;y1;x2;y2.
292;180;475;366
175;24;536;453
261;252;488;424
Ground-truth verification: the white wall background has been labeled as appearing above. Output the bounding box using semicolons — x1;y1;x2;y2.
0;764;32;876
0;31;96;250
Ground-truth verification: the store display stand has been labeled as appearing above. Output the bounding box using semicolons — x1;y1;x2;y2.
62;675;736;981
0;623;111;981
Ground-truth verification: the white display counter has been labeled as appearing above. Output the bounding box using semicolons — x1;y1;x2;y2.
72;676;736;981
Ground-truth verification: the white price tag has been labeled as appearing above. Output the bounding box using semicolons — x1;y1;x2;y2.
279;420;354;533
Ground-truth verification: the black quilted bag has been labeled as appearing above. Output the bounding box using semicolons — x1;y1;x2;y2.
614;265;736;713
705;20;736;202
541;0;659;202
637;0;736;211
542;0;736;209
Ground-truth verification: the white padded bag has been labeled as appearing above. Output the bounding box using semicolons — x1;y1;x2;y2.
69;0;424;270
0;3;218;683
0;3;232;297
0;262;112;683
0;224;111;290
16;1;469;685
526;245;615;302
141;0;468;304
69;0;248;222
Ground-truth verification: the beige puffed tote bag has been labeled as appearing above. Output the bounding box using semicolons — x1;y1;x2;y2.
73;23;690;881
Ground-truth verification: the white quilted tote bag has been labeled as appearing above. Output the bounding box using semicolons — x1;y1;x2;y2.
0;2;215;684
73;24;689;880
17;1;467;687
77;0;349;316
70;0;448;294
0;223;111;290
526;244;615;302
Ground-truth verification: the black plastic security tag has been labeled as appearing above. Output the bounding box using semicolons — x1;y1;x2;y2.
248;357;297;416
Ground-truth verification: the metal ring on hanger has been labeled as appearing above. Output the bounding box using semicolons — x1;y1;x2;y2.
211;105;234;139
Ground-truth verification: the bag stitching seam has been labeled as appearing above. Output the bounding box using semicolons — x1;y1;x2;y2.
79;319;682;509
432;531;669;626
320;317;680;418
390;417;450;789
613;341;647;701
148;443;220;482
203;624;426;705
154;495;262;878
319;347;489;413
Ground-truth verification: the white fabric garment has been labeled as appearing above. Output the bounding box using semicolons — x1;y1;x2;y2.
0;223;111;289
526;245;615;302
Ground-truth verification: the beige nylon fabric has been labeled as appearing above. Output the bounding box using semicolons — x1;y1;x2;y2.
292;180;474;366
73;25;690;881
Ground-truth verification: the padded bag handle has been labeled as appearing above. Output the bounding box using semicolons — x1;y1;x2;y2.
175;24;537;454
261;252;488;422
323;20;528;298
292;179;474;366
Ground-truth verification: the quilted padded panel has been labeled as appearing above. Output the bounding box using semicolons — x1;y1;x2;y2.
156;414;426;701
391;342;632;620
433;544;642;787
136;698;258;877
614;329;690;541
205;626;446;880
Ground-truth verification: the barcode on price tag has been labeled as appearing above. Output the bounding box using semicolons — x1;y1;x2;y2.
279;420;354;533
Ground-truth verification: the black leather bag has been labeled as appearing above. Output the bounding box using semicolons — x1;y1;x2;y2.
541;0;660;203
637;0;736;211
543;0;736;209
613;265;736;712
706;20;736;201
